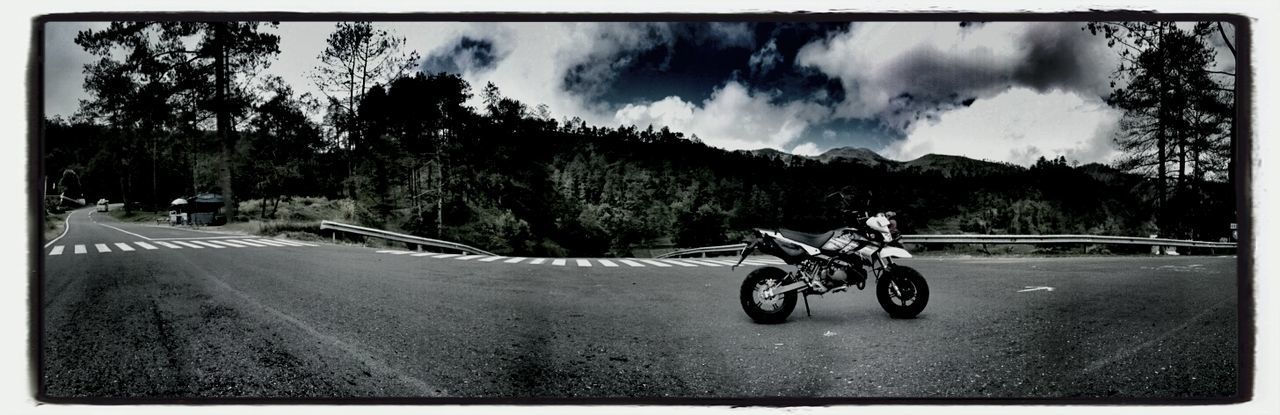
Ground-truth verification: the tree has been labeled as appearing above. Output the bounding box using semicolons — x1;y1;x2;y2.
310;22;419;196
76;22;281;217
243;77;324;218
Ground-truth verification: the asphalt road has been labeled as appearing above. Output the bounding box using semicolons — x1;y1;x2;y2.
39;207;1241;401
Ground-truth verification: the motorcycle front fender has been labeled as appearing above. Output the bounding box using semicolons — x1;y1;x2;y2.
878;246;913;259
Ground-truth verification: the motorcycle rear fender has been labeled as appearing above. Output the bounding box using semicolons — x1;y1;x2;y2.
878;246;913;259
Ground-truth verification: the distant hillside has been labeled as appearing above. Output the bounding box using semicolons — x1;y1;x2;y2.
813;147;899;168
902;153;1025;177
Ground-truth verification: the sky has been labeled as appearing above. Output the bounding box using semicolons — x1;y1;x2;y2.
43;20;1237;166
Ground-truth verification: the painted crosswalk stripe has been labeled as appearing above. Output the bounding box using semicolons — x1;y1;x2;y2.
207;240;247;248
576;259;591;267
478;256;506;262
190;240;225;249
739;260;770;266
49;246;64;256
638;259;672;267
95;244;112;253
231;239;269;247
378;250;413;254
455;255;487;260
659;259;698;267
154;241;182;249
530;258;547;265
552;259;567;266
681;259;723;266
74;245;87;254
432;253;461;259
171;241;204;249
253;239;289;247
618;259;646;267
133;241;160;250
409;252;439;257
597;259;619;267
268;239;306;247
113;243;136;252
504;257;527;264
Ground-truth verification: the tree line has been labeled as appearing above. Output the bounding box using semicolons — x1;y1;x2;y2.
42;21;1238;256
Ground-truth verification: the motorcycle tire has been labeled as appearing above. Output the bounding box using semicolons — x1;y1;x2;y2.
740;266;797;324
876;265;929;319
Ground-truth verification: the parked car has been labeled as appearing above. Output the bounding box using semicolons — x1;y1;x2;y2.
96;198;109;212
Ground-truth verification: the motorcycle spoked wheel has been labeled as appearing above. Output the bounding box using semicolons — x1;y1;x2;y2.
876;265;929;319
740;266;797;324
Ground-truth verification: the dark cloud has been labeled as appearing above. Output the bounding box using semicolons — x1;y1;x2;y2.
421;36;502;75
1013;23;1113;98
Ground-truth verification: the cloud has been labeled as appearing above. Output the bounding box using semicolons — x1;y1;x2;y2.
790;142;822;156
881;87;1123;166
748;38;782;77
613;81;830;151
421;37;503;75
795;22;1116;131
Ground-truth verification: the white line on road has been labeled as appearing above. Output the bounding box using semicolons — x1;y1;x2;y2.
408;252;437;257
530;258;547;265
478;256;506;262
576;259;591;267
249;239;287;247
95;221;153;241
455;255;487;260
171;241;204;249
597;259;619;267
113;243;135;252
681;259;723;266
638;259;672;267
94;243;112;253
703;259;739;266
231;239;269;247
617;259;645;267
659;259;697;267
44;210;75;248
279;239;318;247
552;259;567;266
207;240;247;248
49;246;64;256
153;241;181;249
190;241;226;249
150;236;260;241
503;257;527;263
73;245;87;254
133;241;160;250
432;254;461;259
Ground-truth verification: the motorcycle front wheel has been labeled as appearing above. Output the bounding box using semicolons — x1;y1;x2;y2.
876;265;929;319
740;266;797;324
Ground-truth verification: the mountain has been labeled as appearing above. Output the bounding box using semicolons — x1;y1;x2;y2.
902;153;1025;177
813;147;900;168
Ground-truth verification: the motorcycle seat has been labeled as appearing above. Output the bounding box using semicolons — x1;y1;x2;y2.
777;229;835;249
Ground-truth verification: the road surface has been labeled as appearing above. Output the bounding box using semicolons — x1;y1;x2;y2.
39;207;1241;401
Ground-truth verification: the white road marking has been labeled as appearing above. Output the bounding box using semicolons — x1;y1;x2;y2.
504;257;527;263
432;254;461;259
113;243;135;252
94;243;112;253
455;255;487;260
597;259;619;267
49;246;64;255
190;241;226;249
95;221;153;241
576;259;591;267
681;259;723;266
252;239;290;247
618;259;646;267
151;235;260;240
530;258;547;265
639;259;672;267
269;239;306;247
703;259;740;265
409;252;438;257
207;240;247;248
231;239;269;247
552;259;567;266
154;241;182;249
133;241;160;250
44;210;74;248
73;245;87;254
658;259;698;267
1018;286;1055;293
478;256;506;262
172;241;204;249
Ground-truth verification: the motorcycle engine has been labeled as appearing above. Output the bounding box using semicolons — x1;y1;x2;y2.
807;259;867;289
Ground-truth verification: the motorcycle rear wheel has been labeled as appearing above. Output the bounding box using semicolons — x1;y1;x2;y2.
876;265;929;319
740;266;797;324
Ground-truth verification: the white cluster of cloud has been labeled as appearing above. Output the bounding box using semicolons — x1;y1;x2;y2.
613;81;830;151
747;38;782;77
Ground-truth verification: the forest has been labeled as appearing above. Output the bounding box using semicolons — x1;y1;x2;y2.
41;21;1239;257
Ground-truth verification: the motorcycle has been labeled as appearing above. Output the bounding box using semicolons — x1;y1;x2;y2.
734;211;929;323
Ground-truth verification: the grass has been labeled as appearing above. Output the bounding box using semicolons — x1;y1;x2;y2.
44;210;71;242
233;197;357;242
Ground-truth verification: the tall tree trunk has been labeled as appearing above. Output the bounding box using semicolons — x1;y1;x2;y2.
215;23;236;222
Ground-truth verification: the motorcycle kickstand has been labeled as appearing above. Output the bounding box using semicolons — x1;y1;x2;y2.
802;294;812;317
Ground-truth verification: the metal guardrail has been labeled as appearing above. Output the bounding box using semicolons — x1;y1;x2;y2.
656;234;1237;258
319;220;496;256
